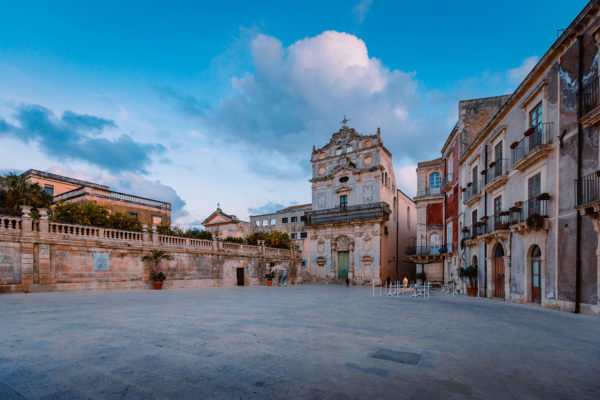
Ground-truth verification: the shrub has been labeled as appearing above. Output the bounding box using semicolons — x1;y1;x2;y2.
223;236;244;244
246;231;292;249
0;173;53;214
52;201;110;227
108;212;142;232
185;228;212;240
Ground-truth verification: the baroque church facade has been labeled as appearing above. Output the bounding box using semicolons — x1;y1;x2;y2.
305;126;415;284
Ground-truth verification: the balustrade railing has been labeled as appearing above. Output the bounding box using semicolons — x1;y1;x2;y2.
463;180;482;204
583;77;600;115
49;222;101;237
0;216;22;232
511;123;552;166
105;228;143;241
159;235;186;245
189;239;213;248
575;170;600;207
305;202;391;226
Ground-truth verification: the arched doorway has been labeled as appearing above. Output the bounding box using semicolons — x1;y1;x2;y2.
493;244;505;298
531;245;541;303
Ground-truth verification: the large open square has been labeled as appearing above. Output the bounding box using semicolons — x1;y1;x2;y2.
1;285;599;399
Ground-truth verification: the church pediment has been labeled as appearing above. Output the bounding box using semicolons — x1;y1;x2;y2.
202;208;239;226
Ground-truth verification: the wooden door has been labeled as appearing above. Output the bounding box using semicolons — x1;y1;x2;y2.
236;268;245;286
531;246;541;303
337;251;349;279
494;258;505;298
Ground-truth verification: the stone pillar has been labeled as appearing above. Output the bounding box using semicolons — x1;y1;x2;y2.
212;239;218;252
486;255;494;298
142;223;149;243
38;208;49;237
20;242;34;285
591;217;600;307
20;205;32;235
38;243;51;284
151;224;158;244
504;255;512;301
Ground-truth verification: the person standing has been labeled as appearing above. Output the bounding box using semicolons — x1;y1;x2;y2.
345;277;350;287
386;276;392;287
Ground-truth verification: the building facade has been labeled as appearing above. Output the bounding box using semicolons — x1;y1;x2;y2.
24;169;171;226
305;125;415;284
203;207;250;239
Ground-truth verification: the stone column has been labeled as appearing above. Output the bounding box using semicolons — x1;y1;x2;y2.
142;223;149;243
486;255;494;298
151;224;158;244
504;255;512;301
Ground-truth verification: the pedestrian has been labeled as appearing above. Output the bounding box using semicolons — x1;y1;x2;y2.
345;277;350;287
386;276;391;287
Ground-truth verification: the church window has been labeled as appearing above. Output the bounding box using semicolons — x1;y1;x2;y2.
407;207;411;229
282;218;288;223
339;176;349;183
430;172;440;190
364;140;371;148
291;216;297;222
340;195;348;210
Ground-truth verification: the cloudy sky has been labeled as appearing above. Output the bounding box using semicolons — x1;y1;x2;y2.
0;0;587;225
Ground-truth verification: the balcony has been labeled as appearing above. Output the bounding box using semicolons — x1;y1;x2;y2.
463;180;482;207
575;171;600;217
304;202;391;226
508;197;549;233
442;173;455;192
415;186;443;200
583;77;600;116
483;159;508;192
405;244;447;262
511;123;553;172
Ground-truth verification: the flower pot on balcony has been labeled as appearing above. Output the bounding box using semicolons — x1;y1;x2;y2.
467;182;472;187
481;169;487;175
466;287;477;297
514;201;523;207
499;211;510;216
536;193;551;201
461;187;466;192
489;161;496;168
510;141;519;149
509;206;521;212
462;227;469;232
524;127;535;136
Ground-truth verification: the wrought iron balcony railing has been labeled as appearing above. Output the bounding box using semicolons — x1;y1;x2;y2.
405;244;447;256
509;198;549;224
583;77;600;115
304;202;391;226
416;186;442;197
485;159;508;184
463;180;482;204
442;173;454;189
575;170;600;207
511;123;553;167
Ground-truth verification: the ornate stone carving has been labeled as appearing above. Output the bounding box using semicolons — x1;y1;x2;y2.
317;240;326;254
361;236;372;252
316;256;327;267
361;255;374;267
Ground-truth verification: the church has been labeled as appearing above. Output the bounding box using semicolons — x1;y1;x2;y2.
305;125;415;284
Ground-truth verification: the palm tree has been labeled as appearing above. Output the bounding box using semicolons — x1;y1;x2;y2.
0;173;53;214
141;250;171;282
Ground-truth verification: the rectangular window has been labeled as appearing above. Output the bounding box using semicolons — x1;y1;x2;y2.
291;233;297;239
281;217;288;223
528;173;542;215
262;219;268;226
530;102;543;149
446;224;452;248
291;216;297;223
339;195;348;209
300;215;306;222
472;209;478;227
44;184;54;196
270;218;276;225
494;196;502;228
472;166;478;191
152;215;162;225
300;232;307;239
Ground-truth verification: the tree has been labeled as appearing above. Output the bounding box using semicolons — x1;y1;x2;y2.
141;250;171;282
223;236;244;244
52;200;110;227
184;228;212;240
108;212;142;232
245;231;292;249
0;173;53;214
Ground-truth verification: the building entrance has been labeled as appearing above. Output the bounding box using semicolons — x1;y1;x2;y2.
494;244;505;298
236;268;245;286
337;251;349;279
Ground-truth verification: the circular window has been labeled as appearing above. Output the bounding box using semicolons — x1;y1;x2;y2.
318;166;326;175
364;155;372;166
339;176;349;183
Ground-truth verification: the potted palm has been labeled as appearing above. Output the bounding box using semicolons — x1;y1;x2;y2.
142;250;171;290
458;265;478;296
265;262;276;286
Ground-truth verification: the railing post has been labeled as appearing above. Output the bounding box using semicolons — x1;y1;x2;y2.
212;239;218;251
38;208;49;238
151;224;158;244
142;223;149;243
19;205;32;236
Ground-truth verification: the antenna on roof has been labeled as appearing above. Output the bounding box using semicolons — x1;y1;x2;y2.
340;115;350;125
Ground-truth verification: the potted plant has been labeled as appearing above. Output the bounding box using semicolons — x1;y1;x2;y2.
536;192;551;201
526;213;545;230
481;169;487;175
480;216;489;223
461;187;466;192
458;266;478;297
467;182;472;187
510;141;519;149
462;226;469;232
524;127;535;136
514;201;523;207
499;211;510;216
142;250;171;290
489;161;496;168
265;262;276;286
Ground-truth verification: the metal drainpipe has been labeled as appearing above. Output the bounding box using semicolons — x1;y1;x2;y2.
395;190;399;281
443;160;447;284
575;34;584;313
484;145;488;297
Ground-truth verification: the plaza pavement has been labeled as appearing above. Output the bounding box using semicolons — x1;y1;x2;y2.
1;284;599;400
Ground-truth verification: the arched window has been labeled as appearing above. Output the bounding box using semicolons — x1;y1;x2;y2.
430;172;440;190
430;233;440;248
531;245;541;258
494;243;505;258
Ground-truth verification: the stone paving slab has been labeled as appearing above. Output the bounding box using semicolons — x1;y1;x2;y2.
1;285;600;399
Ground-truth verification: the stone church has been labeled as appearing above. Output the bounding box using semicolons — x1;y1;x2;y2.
305;125;415;284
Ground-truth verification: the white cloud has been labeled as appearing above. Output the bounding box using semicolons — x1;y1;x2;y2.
396;165;417;198
507;56;539;85
353;0;374;24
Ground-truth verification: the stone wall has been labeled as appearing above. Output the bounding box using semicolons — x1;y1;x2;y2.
0;213;300;293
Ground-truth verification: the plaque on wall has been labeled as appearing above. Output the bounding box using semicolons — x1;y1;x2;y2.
93;253;109;271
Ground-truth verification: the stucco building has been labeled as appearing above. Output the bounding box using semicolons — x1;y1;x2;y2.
202;206;250;239
24;169;171;226
305;125;415;284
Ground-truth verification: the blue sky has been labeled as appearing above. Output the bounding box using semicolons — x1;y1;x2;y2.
0;0;589;225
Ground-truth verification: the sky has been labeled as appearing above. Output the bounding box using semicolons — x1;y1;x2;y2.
0;0;589;226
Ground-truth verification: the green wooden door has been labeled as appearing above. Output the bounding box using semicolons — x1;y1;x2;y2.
337;251;349;279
